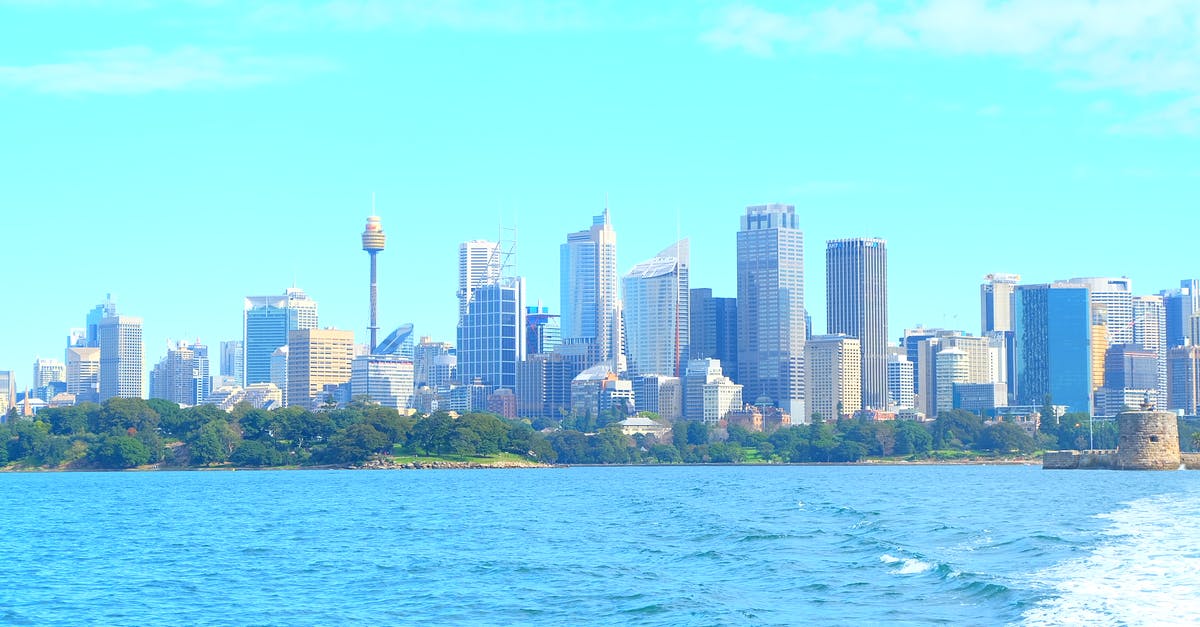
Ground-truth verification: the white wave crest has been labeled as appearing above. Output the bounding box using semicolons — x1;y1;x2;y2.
880;553;934;575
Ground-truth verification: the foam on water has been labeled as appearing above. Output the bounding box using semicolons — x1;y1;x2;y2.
1022;493;1200;626
880;553;934;575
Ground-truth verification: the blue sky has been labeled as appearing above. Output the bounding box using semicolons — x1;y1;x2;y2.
2;1;1198;389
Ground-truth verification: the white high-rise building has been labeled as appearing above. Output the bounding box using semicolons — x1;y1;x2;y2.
1133;294;1168;406
935;348;970;415
66;346;101;403
458;240;502;320
351;355;415;411
623;240;689;378
702;376;743;425
806;335;862;421
981;273;1020;334
32;358;66;391
561;208;621;368
887;352;915;410
1063;277;1133;347
98;315;144;401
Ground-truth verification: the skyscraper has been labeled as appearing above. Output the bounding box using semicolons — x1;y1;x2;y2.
981;273;1021;334
149;341;210;406
362;212;386;353
1063;277;1133;347
459;240;501;321
413;336;456;390
351;355;414;411
886;352;915;410
377;323;415;359
32;358;66;390
690;288;738;384
623;240;689;378
98;314;144;401
243;288;318;385
525;306;562;356
1014;283;1093;414
1161;280;1199;348
66;346;100;404
85;294;118;348
826;237;889;410
287;328;354;409
1168;345;1200;414
1133;295;1167;405
560;209;620;367
220;340;245;386
736;204;805;419
805;335;862;421
457;277;527;391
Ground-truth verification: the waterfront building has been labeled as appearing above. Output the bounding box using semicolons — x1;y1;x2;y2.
149;341;210;406
98;314;144;401
690;288;738;384
220;340;245;386
286;328;353;409
457;277;526;392
726;405;792;432
981;273;1021;334
350;354;414;411
65;346;100;404
560;209;621;367
886;352;915;410
1132;295;1168;405
736;204;806;419
623;240;689;378
458;240;502;320
806;334;862;421
1095;343;1159;416
1014;283;1093;414
914;332;1002;417
243;288;318;385
1167;346;1200;414
826;237;889;410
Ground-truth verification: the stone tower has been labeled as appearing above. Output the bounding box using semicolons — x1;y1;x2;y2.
1115;411;1181;470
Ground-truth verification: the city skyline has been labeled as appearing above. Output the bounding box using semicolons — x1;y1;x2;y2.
3;2;1199;387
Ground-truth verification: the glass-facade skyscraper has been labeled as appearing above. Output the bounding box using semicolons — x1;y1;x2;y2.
690;288;738;384
623;240;689;378
736;204;805;420
560;209;620;367
826;237;889;411
1015;283;1093;414
243;288;318;385
457;277;526;391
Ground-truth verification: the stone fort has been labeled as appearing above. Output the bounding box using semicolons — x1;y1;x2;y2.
1043;410;1200;470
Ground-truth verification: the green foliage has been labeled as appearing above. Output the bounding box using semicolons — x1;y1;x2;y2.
229;440;285;466
931;410;983;450
979;422;1037;454
190;419;242;465
894;420;933;456
90;435;151;468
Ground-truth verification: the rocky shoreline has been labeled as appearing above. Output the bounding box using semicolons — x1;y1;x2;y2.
352;459;558;470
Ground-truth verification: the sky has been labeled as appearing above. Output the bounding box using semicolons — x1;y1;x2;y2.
2;0;1198;390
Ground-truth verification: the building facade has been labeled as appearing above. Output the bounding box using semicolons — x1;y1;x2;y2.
690;288;738;384
243;288;319;385
805;334;862;421
623;240;689;378
351;355;414;411
560;209;621;367
1014;283;1093;414
457;277;527;392
286;328;353;408
98;315;144;401
826;237;889;410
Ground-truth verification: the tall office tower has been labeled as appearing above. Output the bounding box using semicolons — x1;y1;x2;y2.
32;358;66;390
243;288;319;385
0;371;14;418
1132;295;1168;405
886;352;915;410
1063;277;1133;347
351;355;414;410
65;346;101;403
631;374;682;420
525;306;562;356
981;273;1021;334
702;374;743;425
376;323;415;359
826;237;889;410
690;288;739;384
1168;346;1200;414
683;358;725;422
287;328;354;409
805;335;862;421
362;212;387;353
517;351;586;418
1014;283;1093;414
900;327;946;395
149;341;209;406
98;315;144;401
457;277;526;391
85;294;118;347
413;337;456;389
1161;280;1200;348
934;348;969;415
219;340;245;386
270;346;289;407
67;328;86;348
736;204;805;418
623;240;689;378
560;209;621;367
458;240;502;321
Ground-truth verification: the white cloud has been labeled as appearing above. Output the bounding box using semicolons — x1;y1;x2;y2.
702;1;1200;134
247;0;589;33
1110;95;1200;136
0;46;333;94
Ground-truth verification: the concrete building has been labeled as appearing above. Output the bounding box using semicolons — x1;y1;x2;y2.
736;204;806;418
1160;280;1200;348
632;374;682;420
270;346;288;407
220;340;245;386
244;288;318;385
560;209;621;368
516;351;586;419
981;273;1021;334
702;376;742;425
351;354;414;411
806;335;862;421
149;341;210;406
413;337;456;390
1015;283;1093;414
1063;277;1133;347
914;333;1003;417
623;240;689;378
32;358;65;390
935;348;970;415
458;240;502;320
287;328;353;408
457;277;526;392
1132;295;1168;406
65;346;100;404
0;371;15;419
690;288;738;383
525;305;561;356
1168;345;1200;414
953;382;1007;415
826;237;888;410
98;315;144;401
887;352;915;410
618;415;671;438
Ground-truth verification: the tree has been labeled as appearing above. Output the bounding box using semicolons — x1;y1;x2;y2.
90;435;150;469
409;412;456;456
979;422;1036;454
894;420;933;455
686;421;710;446
932;410;983;450
190;419;242;464
230;440;283;467
546;430;591;464
323;423;389;464
93;398;159;435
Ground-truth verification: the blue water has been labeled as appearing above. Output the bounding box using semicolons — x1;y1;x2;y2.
1;465;1198;626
